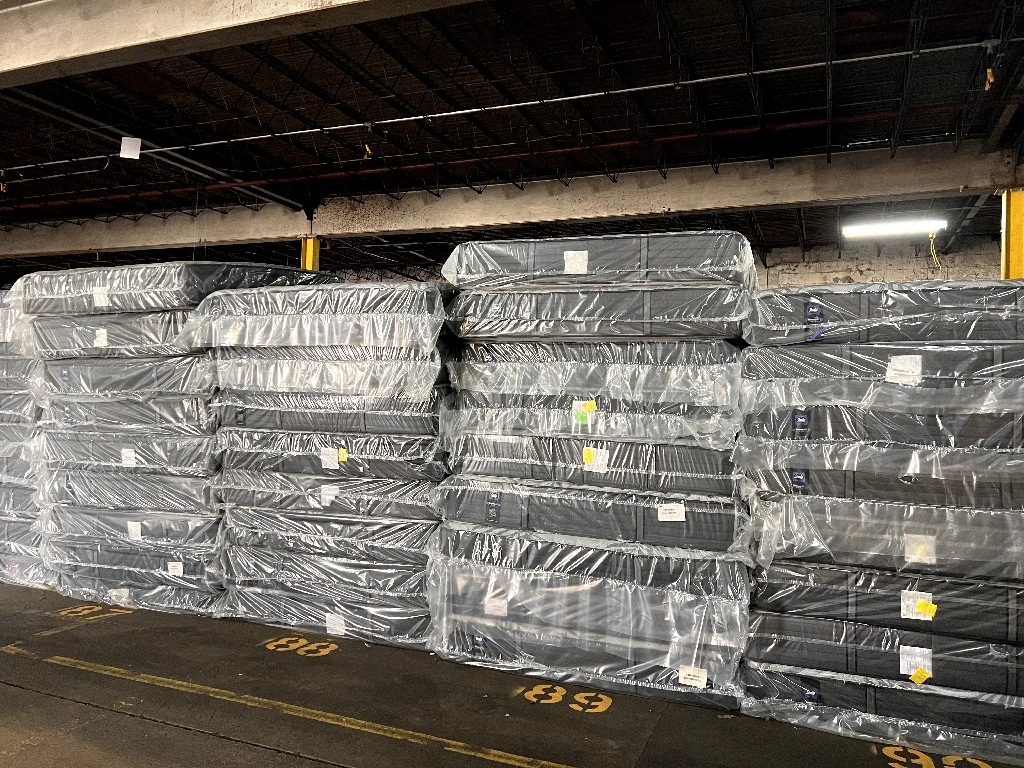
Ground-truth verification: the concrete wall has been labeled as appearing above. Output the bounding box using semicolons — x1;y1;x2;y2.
756;237;1001;289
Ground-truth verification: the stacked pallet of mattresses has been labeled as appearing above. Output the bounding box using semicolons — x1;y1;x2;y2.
0;292;52;589
737;280;1024;760
430;232;756;706
10;262;330;614
176;282;448;647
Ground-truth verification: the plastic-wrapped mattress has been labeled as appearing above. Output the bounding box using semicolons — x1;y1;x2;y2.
442;232;757;290
10;261;333;316
754;561;1024;644
740;661;1024;761
448;433;739;495
448;286;749;340
0;357;38;390
39;469;214;512
434;475;748;552
745;280;1024;345
213;389;442;435
216;428;447;481
213;470;437;519
214;347;441;400
222;506;437;560
735;436;1024;509
38;506;221;549
40;396;216;434
746;610;1024;697
42;537;221;593
38;430;216;476
448;341;741;449
751;492;1024;579
427;523;749;706
37;355;215;400
216;585;431;647
178;281;446;351
742;343;1024;447
27;311;191;359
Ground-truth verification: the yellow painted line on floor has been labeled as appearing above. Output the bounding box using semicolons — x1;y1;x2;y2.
44;655;576;768
1;643;38;658
35;609;134;637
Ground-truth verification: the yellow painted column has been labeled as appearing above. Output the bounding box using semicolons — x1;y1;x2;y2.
1002;190;1024;279
300;236;321;271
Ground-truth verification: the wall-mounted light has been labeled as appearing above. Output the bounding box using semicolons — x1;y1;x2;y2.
842;219;947;238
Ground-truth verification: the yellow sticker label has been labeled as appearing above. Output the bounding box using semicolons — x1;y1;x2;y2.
582;447;594;463
338;448;349;463
909;667;931;685
916;600;938;617
582;400;597;413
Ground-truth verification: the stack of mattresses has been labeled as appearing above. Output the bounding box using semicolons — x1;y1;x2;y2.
177;282;447;647
738;281;1024;760
0;292;50;588
13;262;329;614
429;232;756;705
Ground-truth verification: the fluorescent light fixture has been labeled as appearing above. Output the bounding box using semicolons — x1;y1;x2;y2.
842;219;947;238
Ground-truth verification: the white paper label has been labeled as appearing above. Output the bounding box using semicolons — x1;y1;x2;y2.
126;521;143;541
658;503;687;522
0;311;12;343
108;588;130;605
899;645;933;675
120;447;138;468
901;590;934;621
678;665;708;688
92;287;110;308
319;484;339;507
563;250;589;274
904;534;937;565
885;355;923;386
484;595;508;617
166;561;184;576
93;328;109;347
325;612;346;636
319;446;340;470
582;446;609;474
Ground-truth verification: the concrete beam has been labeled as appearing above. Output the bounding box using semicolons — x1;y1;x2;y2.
0;141;1018;257
0;0;474;88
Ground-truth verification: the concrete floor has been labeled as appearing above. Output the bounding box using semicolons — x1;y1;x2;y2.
0;582;1012;768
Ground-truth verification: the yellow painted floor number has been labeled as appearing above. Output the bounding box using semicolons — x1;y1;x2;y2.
265;636;338;658
521;684;613;713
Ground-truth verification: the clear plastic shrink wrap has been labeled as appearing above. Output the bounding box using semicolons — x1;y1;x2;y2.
427;522;749;706
442;232;757;290
446;341;741;450
742;343;1024;447
37;431;216;476
36;355;215;401
9;261;335;315
26;311;191;359
750;493;1024;579
216;428;447;481
735;435;1024;509
213;347;440;401
41;397;216;435
746;610;1024;697
213;389;443;435
434;475;749;552
176;281;446;351
447;285;750;340
448;433;739;495
740;662;1024;762
754;561;1024;644
744;280;1024;346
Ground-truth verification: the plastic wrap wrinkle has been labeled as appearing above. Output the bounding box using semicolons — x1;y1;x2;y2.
27;311;191;359
178;282;445;351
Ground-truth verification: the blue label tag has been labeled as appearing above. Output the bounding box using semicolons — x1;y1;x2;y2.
803;689;822;703
793;411;810;430
790;469;808;487
804;302;824;323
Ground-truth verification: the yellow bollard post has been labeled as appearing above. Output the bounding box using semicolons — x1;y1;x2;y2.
300;236;321;272
1001;190;1024;279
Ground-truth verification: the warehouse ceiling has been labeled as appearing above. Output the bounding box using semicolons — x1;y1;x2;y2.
0;0;1020;272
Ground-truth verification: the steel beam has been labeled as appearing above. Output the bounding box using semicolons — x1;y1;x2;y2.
0;141;1015;257
0;0;476;89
